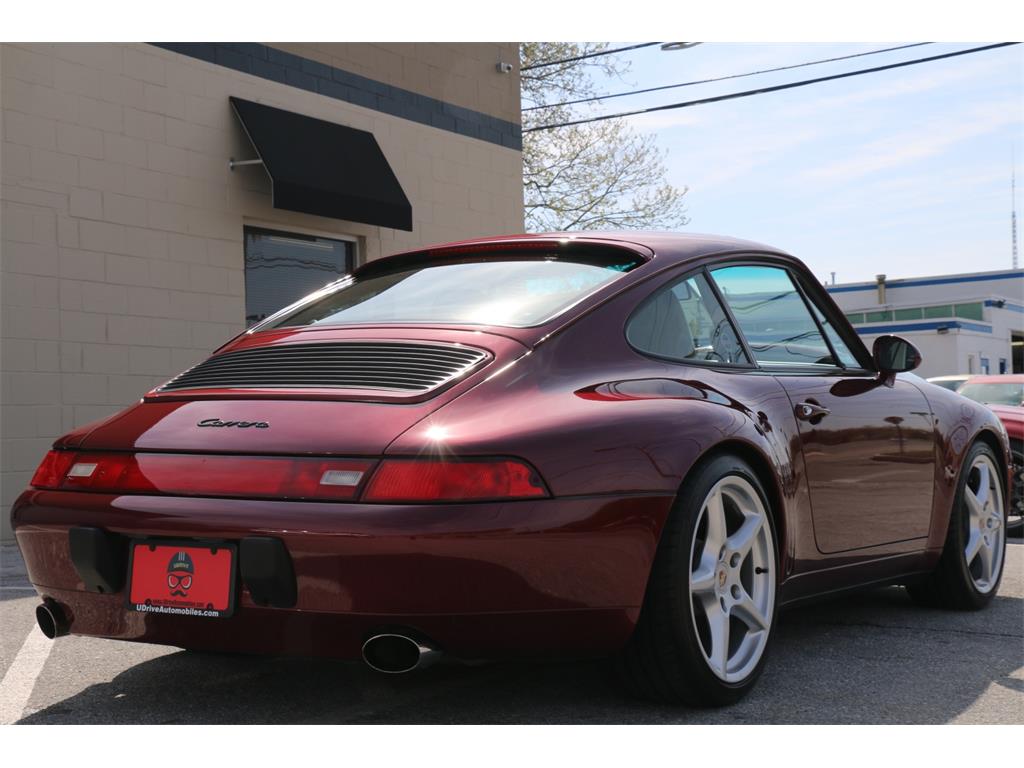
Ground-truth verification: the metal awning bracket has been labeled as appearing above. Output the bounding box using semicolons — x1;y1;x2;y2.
228;157;264;171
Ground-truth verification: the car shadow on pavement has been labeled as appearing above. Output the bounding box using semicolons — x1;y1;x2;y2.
18;576;1024;725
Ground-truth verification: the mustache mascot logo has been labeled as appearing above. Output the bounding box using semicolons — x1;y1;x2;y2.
166;551;195;597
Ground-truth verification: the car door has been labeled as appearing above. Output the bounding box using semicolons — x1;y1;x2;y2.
708;262;935;554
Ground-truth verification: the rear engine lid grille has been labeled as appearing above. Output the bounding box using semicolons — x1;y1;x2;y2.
158;341;490;394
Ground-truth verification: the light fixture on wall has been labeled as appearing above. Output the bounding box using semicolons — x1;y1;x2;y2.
496;62;514;74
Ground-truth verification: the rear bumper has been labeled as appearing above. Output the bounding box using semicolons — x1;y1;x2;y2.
11;489;672;659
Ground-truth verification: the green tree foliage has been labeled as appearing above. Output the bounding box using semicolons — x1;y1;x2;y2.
521;42;689;232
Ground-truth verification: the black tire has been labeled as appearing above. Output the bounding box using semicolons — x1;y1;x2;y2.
615;453;778;706
907;442;1007;610
1007;440;1023;538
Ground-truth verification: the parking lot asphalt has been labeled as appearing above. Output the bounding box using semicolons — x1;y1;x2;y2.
1;539;1021;725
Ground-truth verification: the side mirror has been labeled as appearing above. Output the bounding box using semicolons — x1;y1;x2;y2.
872;334;922;386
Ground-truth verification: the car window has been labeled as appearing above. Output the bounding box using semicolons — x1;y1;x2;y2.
957;381;1024;406
627;272;749;364
267;252;643;329
710;265;837;367
804;292;860;368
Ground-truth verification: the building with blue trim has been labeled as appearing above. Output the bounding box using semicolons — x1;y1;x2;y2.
827;268;1023;377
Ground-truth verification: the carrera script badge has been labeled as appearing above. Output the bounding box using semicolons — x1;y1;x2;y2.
197;418;269;429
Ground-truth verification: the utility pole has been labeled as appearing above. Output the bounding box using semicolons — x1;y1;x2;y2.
1013;163;1019;270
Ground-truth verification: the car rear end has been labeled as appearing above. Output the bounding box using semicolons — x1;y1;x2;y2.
11;238;667;663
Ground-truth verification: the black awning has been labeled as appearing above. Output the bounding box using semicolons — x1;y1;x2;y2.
229;97;412;231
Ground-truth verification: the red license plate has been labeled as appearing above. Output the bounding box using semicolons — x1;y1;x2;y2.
128;541;236;618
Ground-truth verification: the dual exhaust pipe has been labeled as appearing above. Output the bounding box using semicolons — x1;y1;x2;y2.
361;633;441;674
37;602;439;675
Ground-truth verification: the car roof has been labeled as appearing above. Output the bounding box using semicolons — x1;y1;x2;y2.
371;231;791;272
316;231;803;350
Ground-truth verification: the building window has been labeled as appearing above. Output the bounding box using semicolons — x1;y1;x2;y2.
922;304;953;319
865;309;893;323
844;312;865;325
894;307;923;321
999;358;1008;374
954;303;984;321
980;357;990;374
244;227;355;326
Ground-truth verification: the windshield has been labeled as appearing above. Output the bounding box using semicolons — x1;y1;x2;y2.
957;382;1024;406
929;379;966;391
266;253;643;329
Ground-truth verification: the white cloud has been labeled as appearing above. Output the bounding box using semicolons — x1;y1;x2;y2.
696;127;821;189
782;53;1013;117
812;164;1013;214
625;110;704;132
799;98;1023;184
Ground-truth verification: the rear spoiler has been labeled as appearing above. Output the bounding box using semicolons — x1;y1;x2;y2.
353;238;652;281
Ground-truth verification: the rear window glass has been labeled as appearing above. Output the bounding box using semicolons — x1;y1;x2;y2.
265;252;643;329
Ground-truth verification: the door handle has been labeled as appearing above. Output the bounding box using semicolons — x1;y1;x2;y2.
795;402;831;421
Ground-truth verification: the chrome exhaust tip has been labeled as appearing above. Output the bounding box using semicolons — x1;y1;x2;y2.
362;633;441;674
35;600;69;639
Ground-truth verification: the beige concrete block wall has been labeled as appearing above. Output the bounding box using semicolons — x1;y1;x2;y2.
269;43;521;125
0;42;524;539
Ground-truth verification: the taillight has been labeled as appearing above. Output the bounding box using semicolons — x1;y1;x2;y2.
29;452;549;503
29;451;373;500
30;451;76;489
362;458;548;502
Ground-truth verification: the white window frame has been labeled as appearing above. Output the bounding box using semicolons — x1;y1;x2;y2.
242;218;361;266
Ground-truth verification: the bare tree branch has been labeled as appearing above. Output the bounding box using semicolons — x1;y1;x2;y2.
520;42;689;233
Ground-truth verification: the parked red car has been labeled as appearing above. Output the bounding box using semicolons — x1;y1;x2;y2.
955;375;1023;534
11;233;1012;706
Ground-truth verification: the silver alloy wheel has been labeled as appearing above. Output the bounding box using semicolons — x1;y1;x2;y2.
688;475;775;683
963;453;1005;593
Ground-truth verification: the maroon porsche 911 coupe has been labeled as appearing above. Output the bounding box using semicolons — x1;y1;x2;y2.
12;232;1011;706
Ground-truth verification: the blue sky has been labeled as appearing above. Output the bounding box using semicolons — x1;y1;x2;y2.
583;43;1023;284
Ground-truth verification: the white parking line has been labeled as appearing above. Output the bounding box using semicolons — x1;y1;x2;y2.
0;626;54;724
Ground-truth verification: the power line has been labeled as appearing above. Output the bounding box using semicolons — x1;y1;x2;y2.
524;42;933;112
521;42;662;72
524;42;1019;132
